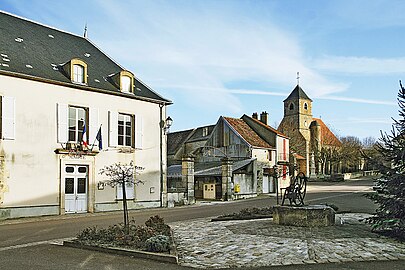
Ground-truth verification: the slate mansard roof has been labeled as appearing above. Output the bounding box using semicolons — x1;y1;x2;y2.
0;11;171;104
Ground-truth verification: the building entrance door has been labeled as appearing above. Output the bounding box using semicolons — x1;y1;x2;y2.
263;175;269;193
64;165;88;213
203;183;216;199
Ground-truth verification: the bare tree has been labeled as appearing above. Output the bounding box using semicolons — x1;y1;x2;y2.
100;161;144;233
340;136;362;172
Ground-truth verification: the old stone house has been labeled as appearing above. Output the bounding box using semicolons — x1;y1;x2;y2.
167;113;290;204
0;11;171;219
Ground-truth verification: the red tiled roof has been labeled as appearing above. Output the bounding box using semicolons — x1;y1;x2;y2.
223;117;273;149
312;118;342;147
293;153;305;160
249;116;289;138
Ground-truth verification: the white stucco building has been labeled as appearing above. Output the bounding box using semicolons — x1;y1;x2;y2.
0;11;171;219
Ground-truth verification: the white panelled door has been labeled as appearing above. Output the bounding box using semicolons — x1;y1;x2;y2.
262;175;269;193
64;165;88;213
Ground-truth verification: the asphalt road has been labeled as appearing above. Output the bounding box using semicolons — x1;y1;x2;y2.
2;177;400;270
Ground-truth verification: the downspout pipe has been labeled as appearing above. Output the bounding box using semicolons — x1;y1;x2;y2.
159;104;164;207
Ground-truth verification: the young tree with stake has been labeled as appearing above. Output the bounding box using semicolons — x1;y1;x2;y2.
100;161;144;233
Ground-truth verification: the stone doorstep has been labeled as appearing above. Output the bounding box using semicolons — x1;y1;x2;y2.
63;240;178;264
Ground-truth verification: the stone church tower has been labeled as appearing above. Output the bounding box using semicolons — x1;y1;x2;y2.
278;85;313;175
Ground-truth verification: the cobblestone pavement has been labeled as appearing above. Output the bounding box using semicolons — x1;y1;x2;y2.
170;214;405;269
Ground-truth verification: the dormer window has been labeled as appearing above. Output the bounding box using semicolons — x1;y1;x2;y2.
73;64;85;84
120;75;131;92
203;127;209;137
108;70;135;93
119;71;134;93
61;58;88;85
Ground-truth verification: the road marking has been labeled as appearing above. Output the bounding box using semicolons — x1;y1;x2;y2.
80;253;95;268
0;237;73;252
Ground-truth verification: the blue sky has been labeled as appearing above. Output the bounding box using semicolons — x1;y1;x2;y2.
2;0;404;140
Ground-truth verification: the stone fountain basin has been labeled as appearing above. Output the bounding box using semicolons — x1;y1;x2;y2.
273;205;335;227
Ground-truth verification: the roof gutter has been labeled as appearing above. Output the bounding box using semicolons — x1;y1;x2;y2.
0;70;173;105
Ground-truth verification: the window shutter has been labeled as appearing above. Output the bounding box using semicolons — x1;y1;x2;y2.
135;114;143;149
2;96;15;140
57;103;68;143
89;108;99;146
116;182;134;200
109;111;118;147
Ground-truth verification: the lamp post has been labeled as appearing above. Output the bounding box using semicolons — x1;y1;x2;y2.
159;111;173;208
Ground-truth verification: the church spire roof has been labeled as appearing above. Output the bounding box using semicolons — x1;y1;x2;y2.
284;85;312;102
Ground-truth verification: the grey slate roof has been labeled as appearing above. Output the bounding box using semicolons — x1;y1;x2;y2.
186;125;215;142
284;85;312;102
167;159;254;177
167;129;195;155
0;11;170;104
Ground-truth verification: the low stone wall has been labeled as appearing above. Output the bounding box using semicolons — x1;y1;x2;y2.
273;205;335;227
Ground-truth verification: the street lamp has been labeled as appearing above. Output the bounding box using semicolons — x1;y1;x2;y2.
161;116;173;134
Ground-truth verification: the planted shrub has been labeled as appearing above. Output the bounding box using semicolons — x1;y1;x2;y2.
75;216;172;252
145;235;171;252
145;215;171;236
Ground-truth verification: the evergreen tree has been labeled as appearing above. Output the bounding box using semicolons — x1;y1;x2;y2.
367;82;405;240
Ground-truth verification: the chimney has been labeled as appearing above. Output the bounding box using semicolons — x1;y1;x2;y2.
252;112;258;119
260;111;268;125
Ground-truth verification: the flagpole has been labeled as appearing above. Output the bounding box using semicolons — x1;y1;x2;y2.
91;124;102;151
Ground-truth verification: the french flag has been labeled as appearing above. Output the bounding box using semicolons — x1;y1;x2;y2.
82;122;88;147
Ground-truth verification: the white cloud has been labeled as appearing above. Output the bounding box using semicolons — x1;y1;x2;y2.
223;88;395;106
316;95;396;106
88;1;348;102
314;55;405;75
346;117;393;124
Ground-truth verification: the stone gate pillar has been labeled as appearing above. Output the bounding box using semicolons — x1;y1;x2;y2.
182;156;195;205
221;158;233;201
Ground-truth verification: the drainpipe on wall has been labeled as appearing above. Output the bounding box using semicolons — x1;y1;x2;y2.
159;104;167;208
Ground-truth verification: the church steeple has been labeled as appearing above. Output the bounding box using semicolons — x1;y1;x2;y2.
284;85;312;102
278;84;314;177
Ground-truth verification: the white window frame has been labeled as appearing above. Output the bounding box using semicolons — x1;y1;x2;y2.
73;64;85;84
109;111;143;149
68;106;87;143
118;113;133;147
120;75;131;92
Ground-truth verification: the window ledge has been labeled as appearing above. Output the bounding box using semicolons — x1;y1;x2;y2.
54;148;99;156
117;147;135;153
71;81;87;86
